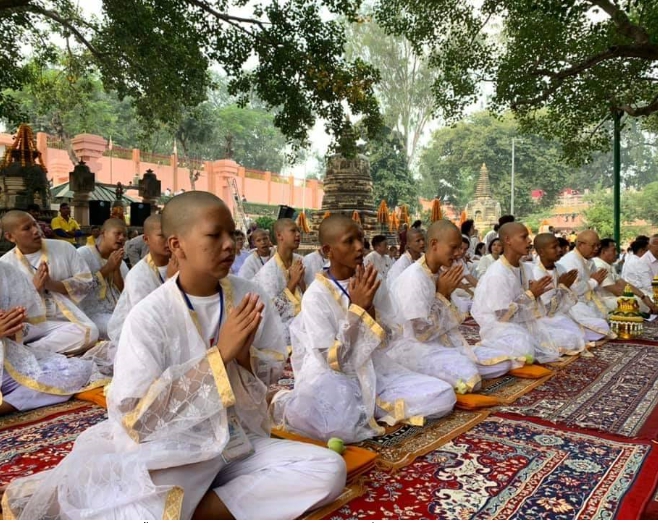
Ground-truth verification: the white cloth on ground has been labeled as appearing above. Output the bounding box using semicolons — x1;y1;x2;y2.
77;245;129;339
557;250;613;341
2;275;344;520
389;256;521;386
271;272;456;443
1;239;98;351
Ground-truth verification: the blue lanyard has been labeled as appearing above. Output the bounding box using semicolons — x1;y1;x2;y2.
156;268;165;284
326;270;350;303
176;278;224;347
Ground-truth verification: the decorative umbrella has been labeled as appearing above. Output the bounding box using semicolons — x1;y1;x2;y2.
430;198;442;222
351;210;361;224
389;211;399;232
322;211;331;220
459;210;467;226
399;204;410;225
377;200;389;223
296;211;310;233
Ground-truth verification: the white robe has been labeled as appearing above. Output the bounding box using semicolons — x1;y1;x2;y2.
621;253;653;298
557;250;613;341
471;257;568;364
0;262;99;412
3;275;344;520
363;251;393;279
592;257;648;313
476;254;497;279
78;245;130;339
1;239;99;353
386;252;414;291
532;261;587;354
254;253;303;345
237;251;270;280
303;250;329;288
389;256;522;387
271;272;456;443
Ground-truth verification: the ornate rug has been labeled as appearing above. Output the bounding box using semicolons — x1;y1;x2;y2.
498;341;658;438
322;416;658;520
355;409;490;469
459;318;481;345
0;401;107;494
633;319;658;345
480;372;554;405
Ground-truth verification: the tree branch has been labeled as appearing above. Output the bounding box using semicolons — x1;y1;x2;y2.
586;0;650;44
185;0;267;39
619;95;658;117
0;0;30;10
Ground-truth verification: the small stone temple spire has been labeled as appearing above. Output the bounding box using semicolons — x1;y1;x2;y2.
475;163;492;199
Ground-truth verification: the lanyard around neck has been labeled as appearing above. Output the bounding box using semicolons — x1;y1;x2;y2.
326;270;350;303
176;278;225;347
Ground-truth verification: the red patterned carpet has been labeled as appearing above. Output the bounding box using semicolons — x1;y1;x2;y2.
322;416;658;520
0;401;107;494
498;341;658;438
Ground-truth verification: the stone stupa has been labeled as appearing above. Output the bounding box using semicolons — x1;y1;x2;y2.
311;126;378;235
465;163;501;233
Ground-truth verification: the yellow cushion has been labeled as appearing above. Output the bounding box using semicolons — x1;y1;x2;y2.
455;393;501;410
74;387;107;409
271;428;378;481
509;364;552;379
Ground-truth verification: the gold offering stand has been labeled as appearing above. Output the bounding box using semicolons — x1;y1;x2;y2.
609;285;644;339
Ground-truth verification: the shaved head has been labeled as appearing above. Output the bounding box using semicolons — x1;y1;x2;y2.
319;214;358;246
427;219;460;241
498;222;526;243
143;214;162;235
273;218;296;236
251;228;269;239
162;191;228;238
577;230;599;244
575;229;601;259
101;218;127;233
1;210;32;234
407;227;425;241
533;233;556;252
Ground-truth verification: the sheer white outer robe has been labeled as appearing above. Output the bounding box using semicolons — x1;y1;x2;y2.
271;272;456;444
254;253;303;345
557;250;613;340
592;257;648;313
389;256;523;386
0;262;97;412
303;249;329;288
531;262;587;354
2;275;325;520
363;251;393;279
237;251;270;280
1;239;99;352
77;245;130;339
471;257;564;364
386;252;414;291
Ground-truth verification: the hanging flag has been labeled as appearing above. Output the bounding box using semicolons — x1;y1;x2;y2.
108;135;113;151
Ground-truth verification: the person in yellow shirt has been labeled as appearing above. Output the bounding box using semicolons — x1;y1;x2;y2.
51;203;82;244
86;225;101;247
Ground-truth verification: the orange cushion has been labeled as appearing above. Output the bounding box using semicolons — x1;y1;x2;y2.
74;387;107;409
508;364;553;379
455;393;501;410
271;428;378;480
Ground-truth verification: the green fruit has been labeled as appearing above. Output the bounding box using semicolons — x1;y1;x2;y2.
327;437;345;454
525;354;535;365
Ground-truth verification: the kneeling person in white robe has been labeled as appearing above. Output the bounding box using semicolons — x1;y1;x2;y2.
237;229;272;280
78;218;129;339
557;230;613;341
2;191;345;520
532;234;587;354
472;222;567;364
1;211;98;354
390;221;521;389
0;262;96;416
387;227;425;291
254;218;305;345
271;215;455;444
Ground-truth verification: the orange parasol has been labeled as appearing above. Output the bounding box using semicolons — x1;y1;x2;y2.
399;204;410;226
430;198;442;222
322;211;331;220
351;210;361;224
459;210;467;226
377;200;389;224
296;211;310;233
388;211;399;232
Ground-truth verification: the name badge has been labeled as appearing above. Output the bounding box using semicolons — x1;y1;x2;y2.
221;409;253;463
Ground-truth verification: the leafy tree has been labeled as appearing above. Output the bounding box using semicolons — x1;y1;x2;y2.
636;181;658;226
418;112;568;216
583;190;643;240
364;126;417;208
346;14;436;169
374;0;658;162
1;0;382;149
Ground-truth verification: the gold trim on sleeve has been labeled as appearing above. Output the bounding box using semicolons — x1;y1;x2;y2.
162;486;185;520
207;347;236;408
327;340;342;371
